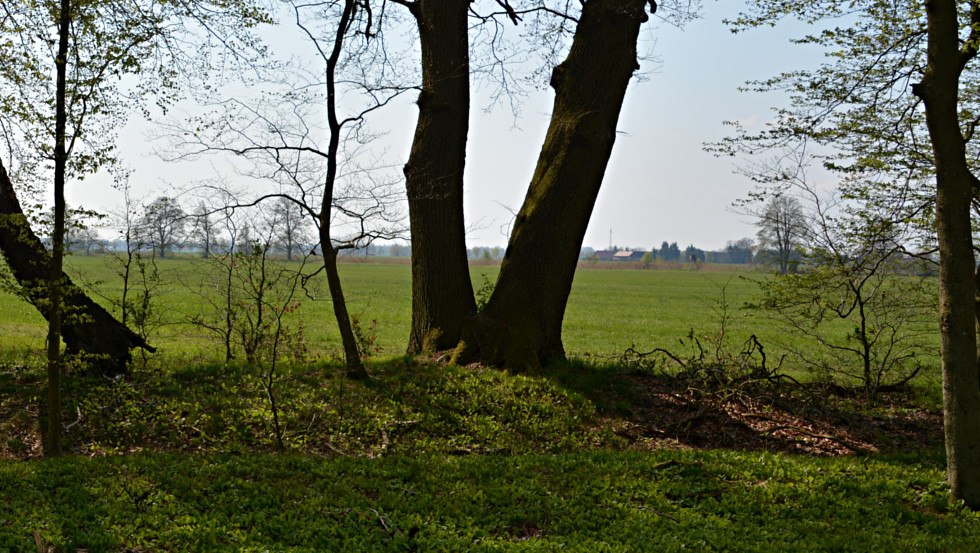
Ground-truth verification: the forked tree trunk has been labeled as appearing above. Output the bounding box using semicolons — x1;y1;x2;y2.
0;159;154;376
453;0;650;369
401;0;476;353
913;0;980;509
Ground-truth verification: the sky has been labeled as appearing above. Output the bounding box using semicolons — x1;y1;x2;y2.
66;1;827;253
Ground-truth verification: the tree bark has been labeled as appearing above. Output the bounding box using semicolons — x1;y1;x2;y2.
402;0;476;353
0;160;154;377
912;0;980;509
453;0;649;368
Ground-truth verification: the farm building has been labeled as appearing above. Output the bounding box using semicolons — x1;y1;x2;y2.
594;250;648;261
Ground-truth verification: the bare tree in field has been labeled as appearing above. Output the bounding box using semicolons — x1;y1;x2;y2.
190;201;219;259
266;197;312;262
753;195;809;274
138;196;186;258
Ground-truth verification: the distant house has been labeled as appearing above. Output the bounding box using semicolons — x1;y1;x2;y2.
595;250;647;261
614;250;647;261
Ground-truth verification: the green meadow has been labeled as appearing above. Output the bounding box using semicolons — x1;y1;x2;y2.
0;255;894;369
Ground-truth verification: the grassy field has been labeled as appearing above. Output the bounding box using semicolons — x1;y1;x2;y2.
1;255;931;372
1;256;965;551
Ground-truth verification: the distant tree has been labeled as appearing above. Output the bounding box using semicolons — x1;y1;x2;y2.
754;195;808;274
189;201;217;259
139;196;186;258
659;241;681;262
725;238;754;265
267;196;311;262
641;251;653;269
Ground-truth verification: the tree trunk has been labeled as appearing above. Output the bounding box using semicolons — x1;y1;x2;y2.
402;0;476;353
322;243;367;380
453;0;650;369
320;0;366;380
44;0;73;457
0;160;154;377
912;0;980;509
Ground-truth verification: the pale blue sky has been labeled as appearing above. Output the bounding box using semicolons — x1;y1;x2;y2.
69;1;827;252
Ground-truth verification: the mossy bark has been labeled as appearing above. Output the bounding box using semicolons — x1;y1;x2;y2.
454;0;649;369
403;0;476;354
913;0;980;509
0;160;153;377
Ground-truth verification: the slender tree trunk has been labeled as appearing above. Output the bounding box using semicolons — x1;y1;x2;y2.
321;243;367;379
913;0;980;509
43;0;73;457
454;0;650;369
402;0;476;353
320;0;365;379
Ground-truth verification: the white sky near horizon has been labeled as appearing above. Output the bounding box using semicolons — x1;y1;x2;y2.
65;1;829;253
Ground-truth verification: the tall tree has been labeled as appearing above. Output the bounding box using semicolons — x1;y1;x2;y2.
912;0;980;509
454;0;658;368
393;0;477;354
170;0;406;378
723;0;980;508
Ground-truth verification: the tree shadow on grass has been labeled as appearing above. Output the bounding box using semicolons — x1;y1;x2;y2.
525;358;944;460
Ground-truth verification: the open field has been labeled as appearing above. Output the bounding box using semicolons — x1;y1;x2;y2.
0;255;940;377
1;257;963;551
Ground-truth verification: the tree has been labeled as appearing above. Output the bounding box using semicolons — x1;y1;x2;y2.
267;197;311;262
393;0;477;354
725;0;980;507
0;0;266;456
641;251;653;269
684;244;704;268
911;0;980;508
452;0;684;368
754;195;808;274
139;196;186;258
170;0;406;378
725;238;754;264
189;201;218;259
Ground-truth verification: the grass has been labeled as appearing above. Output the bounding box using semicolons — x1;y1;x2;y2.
0;256;961;550
1;255;937;371
3;450;977;551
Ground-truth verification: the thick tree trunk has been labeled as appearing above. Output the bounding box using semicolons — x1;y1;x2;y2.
913;0;980;509
453;0;649;369
402;0;476;353
0;160;154;376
